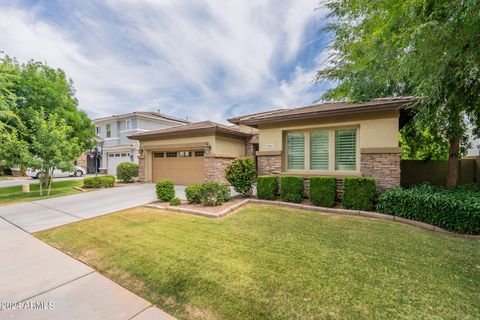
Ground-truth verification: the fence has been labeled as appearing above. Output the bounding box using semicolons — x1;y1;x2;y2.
401;157;479;187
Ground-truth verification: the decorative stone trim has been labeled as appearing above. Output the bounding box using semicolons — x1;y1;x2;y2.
75;152;87;170
205;157;236;183
138;157;146;181
360;152;401;193
257;155;281;176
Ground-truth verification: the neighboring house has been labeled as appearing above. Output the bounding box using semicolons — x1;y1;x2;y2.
78;112;189;175
130;97;415;193
467;136;480;157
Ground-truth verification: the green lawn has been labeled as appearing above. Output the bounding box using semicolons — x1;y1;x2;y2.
36;204;480;320
0;180;84;205
0;177;10;181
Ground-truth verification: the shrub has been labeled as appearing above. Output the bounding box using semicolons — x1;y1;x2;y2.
156;180;175;202
224;157;256;197
280;176;304;203
185;184;202;204
116;162;138;183
256;176;278;200
376;184;480;234
170;197;181;206
199;182;231;206
342;177;376;210
83;175;115;188
310;176;336;207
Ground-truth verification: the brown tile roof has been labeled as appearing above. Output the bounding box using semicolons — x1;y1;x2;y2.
93;111;190;124
128;120;251;140
228;96;417;126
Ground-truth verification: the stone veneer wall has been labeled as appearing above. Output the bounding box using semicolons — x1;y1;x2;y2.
205;157;236;184
75;152;87;169
138;157;145;181
257;155;281;176
360;152;401;193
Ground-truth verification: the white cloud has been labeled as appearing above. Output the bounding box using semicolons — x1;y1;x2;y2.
0;1;330;122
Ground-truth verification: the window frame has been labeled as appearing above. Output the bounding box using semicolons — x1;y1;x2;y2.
126;119;133;131
283;126;359;174
106;123;112;138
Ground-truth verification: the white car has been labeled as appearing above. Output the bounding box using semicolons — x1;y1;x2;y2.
26;166;87;179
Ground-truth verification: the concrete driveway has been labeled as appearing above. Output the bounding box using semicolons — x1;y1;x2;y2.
0;183;186;232
0;183;177;319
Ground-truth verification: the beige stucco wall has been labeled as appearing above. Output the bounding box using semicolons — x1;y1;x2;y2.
214;136;246;157
258;111;399;152
237;124;259;134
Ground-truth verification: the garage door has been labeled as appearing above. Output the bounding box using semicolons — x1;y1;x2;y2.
107;152;131;175
152;150;205;185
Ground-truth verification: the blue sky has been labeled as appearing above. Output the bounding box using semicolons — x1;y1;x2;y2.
0;0;333;122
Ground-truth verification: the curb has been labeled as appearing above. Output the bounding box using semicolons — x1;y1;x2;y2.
144;199;480;240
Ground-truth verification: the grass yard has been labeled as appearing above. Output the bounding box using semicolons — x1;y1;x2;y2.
36;204;480;320
0;180;84;205
0;177;10;181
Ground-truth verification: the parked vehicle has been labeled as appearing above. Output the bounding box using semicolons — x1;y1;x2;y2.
26;166;86;179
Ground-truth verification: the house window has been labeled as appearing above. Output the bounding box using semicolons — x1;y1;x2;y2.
179;151;192;157
166;152;177;157
287;132;305;170
106;124;112;138
121;153;127;157
153;152;164;158
96;126;101;134
108;154;114;158
285;128;358;172
126;119;133;130
194;150;204;157
335;129;357;170
310;130;329;170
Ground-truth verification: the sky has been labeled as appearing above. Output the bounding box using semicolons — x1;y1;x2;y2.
0;0;334;123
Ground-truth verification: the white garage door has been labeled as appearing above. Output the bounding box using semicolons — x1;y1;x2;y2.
107;152;131;175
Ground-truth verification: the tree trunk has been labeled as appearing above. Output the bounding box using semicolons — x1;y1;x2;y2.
47;168;53;196
446;137;460;188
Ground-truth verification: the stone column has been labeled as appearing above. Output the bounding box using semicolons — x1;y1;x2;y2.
204;156;236;184
138;157;146;181
257;152;282;176
360;148;401;193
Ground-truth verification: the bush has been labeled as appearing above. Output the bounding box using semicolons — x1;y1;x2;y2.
199;182;231;206
280;176;304;203
185;184;202;204
256;176;278;200
310;176;336;207
83;175;115;188
116;162;138;183
156;180;175;202
224;157;256;197
376;184;480;234
170;197;181;206
342;177;376;210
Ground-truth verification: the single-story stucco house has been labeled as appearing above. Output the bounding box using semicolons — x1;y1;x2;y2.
129;96;415;193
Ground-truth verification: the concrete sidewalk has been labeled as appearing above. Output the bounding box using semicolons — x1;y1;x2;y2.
0;183;179;319
0;183;187;232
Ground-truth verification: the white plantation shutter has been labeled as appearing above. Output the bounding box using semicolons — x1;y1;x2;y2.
287;132;305;170
335;129;357;170
310;130;329;170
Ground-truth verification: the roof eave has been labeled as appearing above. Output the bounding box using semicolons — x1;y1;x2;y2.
128;126;250;140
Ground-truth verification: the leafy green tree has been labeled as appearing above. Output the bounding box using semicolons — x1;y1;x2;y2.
10;58;95;150
0;110;82;196
0;56;21;134
317;0;480;187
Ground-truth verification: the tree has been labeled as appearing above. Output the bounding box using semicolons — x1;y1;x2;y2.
0;110;82;196
0;56;21;134
317;0;480;187
8;57;95;150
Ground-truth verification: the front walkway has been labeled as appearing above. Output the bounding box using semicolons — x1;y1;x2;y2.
0;183;178;319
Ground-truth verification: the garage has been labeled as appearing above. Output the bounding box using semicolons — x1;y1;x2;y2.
107;152;131;175
152;150;205;185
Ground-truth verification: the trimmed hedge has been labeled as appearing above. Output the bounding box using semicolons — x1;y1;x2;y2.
170;197;181;206
224;157;256;197
343;177;376;210
280;176;304;203
116;162;138;183
185;184;202;204
257;176;278;200
310;176;336;207
199;182;231;206
156;180;175;202
83;175;115;188
376;184;480;234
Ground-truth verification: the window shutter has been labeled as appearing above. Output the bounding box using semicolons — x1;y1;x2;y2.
310;130;329;170
335;129;357;170
287;133;305;170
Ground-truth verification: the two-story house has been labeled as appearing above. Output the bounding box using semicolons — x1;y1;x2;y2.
78;112;189;175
